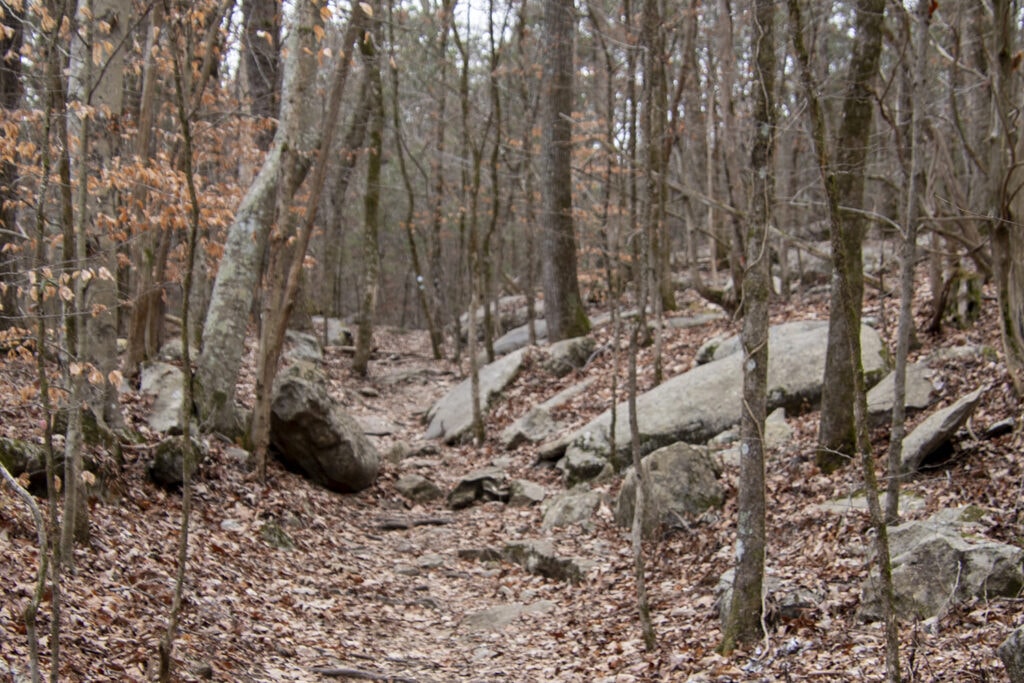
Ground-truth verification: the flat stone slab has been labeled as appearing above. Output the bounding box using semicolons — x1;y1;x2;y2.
866;362;936;426
425;348;529;443
563;321;888;475
901;385;985;473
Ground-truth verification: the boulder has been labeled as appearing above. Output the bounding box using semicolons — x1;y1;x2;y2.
493;320;547;356
541;488;603;529
614;443;724;538
148;435;208;489
859;510;1024;622
502;539;590;583
866;362;936;427
999;626;1024;683
447;467;509;509
460;295;543;340
0;437;50;492
502;377;597;449
563;322;888;479
695;319;829;365
543;336;595;377
501;406;557;449
283;329;323;364
508;479;546;507
424;347;530;443
270;364;380;492
394;473;444;503
900;385;985;473
140;361;185;434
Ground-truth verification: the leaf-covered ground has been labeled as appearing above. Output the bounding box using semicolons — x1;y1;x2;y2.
1;278;1022;682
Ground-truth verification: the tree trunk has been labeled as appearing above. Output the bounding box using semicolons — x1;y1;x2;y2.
789;2;901;678
886;0;931;525
353;22;385;376
991;0;1024;398
541;0;590;342
815;0;886;473
196;1;343;435
721;0;774;652
0;6;24;329
242;0;282;151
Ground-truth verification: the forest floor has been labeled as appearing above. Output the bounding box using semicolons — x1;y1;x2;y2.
1;278;1023;682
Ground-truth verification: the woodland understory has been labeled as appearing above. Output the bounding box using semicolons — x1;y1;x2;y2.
1;269;1022;683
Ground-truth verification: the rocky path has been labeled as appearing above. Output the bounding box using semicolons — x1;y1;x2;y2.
2;300;1022;682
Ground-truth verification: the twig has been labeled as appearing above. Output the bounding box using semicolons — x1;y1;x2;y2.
375;517;453;530
311;665;419;682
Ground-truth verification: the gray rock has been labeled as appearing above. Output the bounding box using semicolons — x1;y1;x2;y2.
357;415;398;436
424;347;530;443
460;295;543;340
813;491;925;516
564;322;888;479
501;407;557;449
462;600;556;633
0;437;48;486
140;361;185;434
999;626;1024;683
508;479;546;507
503;540;589;583
537;433;574;463
900;385;986;473
541;489;602;529
763;408;793;449
394;473;444;503
664;312;727;329
493;320;547;356
561;445;612;486
696;319;829;365
148;435;208;489
284;329;323;363
502;377;598;449
156;338;198;363
310;316;353;346
270;364;380;492
614;443;724;537
859;511;1024;622
866;362;936;427
543;336;595;377
448;467;509;509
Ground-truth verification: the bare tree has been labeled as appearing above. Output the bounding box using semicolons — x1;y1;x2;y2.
541;0;590;342
720;0;774;653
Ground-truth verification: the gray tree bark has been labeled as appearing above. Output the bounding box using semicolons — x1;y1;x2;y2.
196;2;323;435
541;0;590;342
721;0;774;652
815;0;886;473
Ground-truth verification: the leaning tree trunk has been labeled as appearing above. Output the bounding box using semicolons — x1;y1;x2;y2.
195;0;342;435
